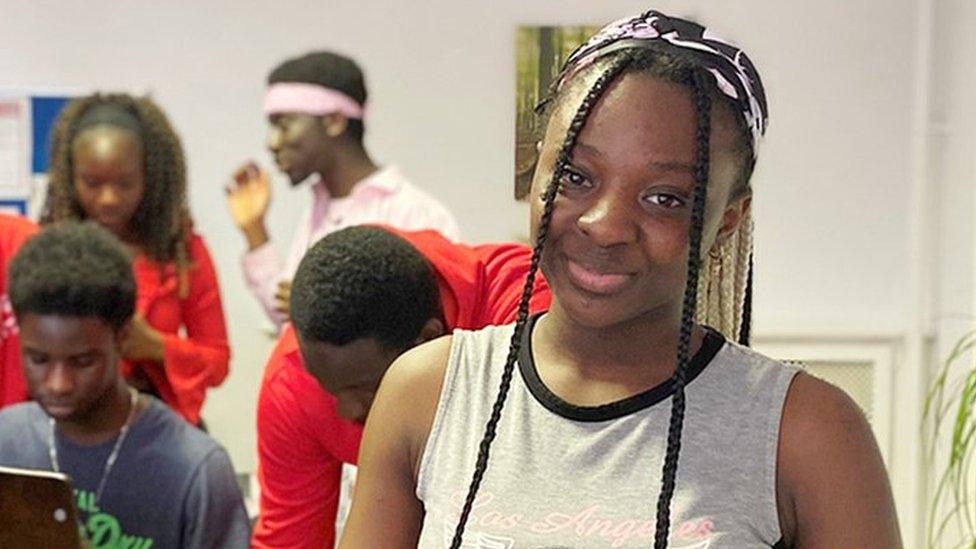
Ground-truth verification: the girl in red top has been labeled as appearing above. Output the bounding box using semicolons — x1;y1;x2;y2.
43;94;229;425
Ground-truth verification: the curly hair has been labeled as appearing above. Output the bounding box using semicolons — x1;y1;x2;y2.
44;93;191;272
290;226;441;351
9;221;136;331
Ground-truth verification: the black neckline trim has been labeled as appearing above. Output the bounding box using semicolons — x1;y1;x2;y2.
518;314;726;422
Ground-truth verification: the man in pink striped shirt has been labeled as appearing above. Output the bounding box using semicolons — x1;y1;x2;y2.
227;51;460;327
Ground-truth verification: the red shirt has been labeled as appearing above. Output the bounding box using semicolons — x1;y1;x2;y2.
121;234;230;424
252;229;550;548
0;214;38;408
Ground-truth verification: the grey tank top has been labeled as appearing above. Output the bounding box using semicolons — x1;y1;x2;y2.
416;315;800;548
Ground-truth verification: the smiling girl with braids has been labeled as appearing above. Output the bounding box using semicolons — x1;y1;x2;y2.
43;94;230;426
341;11;900;548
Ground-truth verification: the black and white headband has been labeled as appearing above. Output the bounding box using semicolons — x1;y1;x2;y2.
555;10;769;157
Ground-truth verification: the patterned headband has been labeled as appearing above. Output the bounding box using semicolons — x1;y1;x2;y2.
555;10;769;157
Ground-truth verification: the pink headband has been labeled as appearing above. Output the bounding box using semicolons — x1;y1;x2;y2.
263;82;365;119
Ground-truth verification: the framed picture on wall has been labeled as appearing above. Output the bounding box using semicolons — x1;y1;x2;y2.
0;98;29;196
0;91;77;220
514;25;598;201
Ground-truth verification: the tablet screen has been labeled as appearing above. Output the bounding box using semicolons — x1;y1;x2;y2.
0;465;83;549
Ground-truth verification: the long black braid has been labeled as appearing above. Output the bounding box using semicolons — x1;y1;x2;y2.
739;255;754;346
448;52;637;549
652;70;712;548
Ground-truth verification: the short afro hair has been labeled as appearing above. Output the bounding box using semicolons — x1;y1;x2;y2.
269;51;367;143
290;226;440;351
9;221;135;331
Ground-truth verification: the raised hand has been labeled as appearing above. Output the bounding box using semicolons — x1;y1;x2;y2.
226;161;272;250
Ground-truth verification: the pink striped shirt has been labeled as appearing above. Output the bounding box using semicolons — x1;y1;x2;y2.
242;166;460;326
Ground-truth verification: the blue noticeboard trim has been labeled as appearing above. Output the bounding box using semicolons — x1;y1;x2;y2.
31;96;71;175
0;199;27;215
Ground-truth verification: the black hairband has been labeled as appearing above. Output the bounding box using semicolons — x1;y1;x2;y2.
74;103;144;141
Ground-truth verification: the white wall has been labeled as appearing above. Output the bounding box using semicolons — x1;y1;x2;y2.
1;0;943;544
932;0;976;356
928;0;976;547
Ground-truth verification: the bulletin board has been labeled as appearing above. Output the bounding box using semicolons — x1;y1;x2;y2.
0;93;74;218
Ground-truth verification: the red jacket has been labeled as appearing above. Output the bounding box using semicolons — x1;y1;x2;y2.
252;228;550;548
0;214;38;408
121;234;230;424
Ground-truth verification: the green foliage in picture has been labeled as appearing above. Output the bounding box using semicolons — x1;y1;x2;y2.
514;25;598;200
